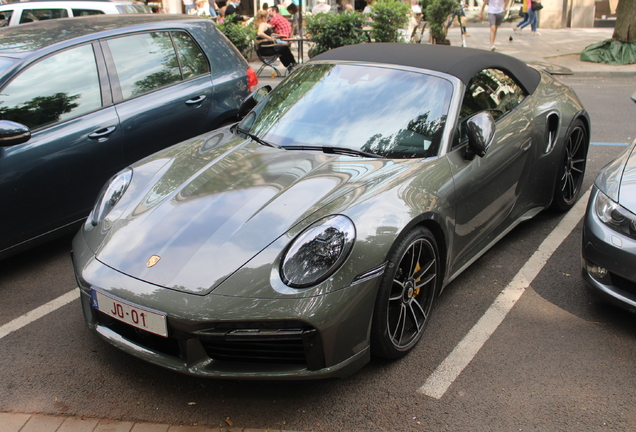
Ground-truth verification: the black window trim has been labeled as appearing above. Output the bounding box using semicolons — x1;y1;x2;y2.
453;68;530;150
100;29;211;105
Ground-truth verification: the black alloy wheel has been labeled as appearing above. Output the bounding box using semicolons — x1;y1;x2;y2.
371;226;440;359
551;119;588;212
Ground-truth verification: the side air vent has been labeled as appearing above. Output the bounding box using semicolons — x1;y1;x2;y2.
545;112;560;154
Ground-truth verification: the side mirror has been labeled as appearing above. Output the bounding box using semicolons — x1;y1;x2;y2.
0;120;31;147
238;85;272;119
465;112;495;159
632;91;636;103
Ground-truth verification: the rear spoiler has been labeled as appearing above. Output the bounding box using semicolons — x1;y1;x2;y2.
527;62;573;75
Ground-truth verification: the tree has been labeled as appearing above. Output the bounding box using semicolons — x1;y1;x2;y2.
369;0;411;43
217;16;256;59
613;0;636;43
305;11;368;58
581;0;636;65
426;0;457;44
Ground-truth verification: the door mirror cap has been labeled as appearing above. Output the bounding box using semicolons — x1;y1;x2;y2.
238;85;272;119
465;111;495;159
0;120;31;147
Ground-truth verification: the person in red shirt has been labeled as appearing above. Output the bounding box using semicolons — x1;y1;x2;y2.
267;6;292;38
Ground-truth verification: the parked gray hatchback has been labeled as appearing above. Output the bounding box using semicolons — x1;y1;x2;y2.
0;14;258;258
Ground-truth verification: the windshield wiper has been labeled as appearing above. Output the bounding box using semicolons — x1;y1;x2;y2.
235;126;282;149
283;145;382;159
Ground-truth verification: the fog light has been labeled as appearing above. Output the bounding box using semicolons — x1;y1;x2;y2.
587;262;610;284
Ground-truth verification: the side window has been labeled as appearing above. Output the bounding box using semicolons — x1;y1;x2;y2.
72;9;105;16
172;31;210;79
0;44;102;130
19;8;69;24
0;10;13;27
457;68;526;143
107;32;182;100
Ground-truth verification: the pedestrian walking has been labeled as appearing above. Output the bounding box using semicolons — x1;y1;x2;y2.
529;0;542;35
513;0;529;33
446;1;470;37
480;0;511;51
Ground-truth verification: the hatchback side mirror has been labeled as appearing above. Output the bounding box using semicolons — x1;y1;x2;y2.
238;85;272;119
0;120;31;147
465;112;495;159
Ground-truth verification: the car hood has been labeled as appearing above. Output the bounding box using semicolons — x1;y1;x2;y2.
620;143;636;213
95;135;399;295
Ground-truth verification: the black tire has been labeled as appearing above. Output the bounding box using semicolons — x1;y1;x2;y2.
371;226;441;359
551;119;588;212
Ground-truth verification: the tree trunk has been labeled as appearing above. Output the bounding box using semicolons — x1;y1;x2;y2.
613;0;636;43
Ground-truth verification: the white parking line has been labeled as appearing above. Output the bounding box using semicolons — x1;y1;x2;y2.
0;289;79;340
419;188;591;399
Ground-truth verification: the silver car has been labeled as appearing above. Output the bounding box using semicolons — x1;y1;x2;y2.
582;94;636;312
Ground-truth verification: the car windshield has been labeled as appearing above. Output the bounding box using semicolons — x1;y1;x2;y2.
244;63;453;158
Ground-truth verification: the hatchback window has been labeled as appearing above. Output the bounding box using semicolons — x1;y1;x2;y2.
0;44;101;130
172;32;209;79
19;8;68;24
107;32;182;100
72;8;105;16
0;10;12;27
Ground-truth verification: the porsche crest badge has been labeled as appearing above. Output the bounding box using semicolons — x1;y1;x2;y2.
146;255;161;268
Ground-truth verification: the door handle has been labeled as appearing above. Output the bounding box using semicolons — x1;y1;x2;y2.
88;126;117;141
185;95;206;106
521;138;532;152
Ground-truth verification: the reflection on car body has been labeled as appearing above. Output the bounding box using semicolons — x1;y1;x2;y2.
72;43;590;380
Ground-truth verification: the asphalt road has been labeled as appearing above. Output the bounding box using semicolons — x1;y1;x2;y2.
1;76;635;432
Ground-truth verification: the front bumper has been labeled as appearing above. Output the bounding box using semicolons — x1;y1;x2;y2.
581;188;636;314
73;234;380;380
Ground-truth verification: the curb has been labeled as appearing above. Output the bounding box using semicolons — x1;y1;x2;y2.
0;412;310;432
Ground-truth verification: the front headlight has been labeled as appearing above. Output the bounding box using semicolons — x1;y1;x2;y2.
90;168;132;226
281;215;356;288
595;189;636;240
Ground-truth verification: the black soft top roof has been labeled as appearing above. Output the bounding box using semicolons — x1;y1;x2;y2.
312;43;542;94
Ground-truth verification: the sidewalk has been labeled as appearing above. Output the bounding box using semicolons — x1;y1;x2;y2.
1;412;310;432
251;25;636;84
3;25;635;432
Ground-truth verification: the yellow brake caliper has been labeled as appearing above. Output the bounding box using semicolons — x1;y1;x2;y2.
413;262;421;297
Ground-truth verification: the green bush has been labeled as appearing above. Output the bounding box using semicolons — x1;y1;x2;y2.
418;0;433;20
368;0;411;43
305;11;368;58
217;15;256;59
426;0;456;44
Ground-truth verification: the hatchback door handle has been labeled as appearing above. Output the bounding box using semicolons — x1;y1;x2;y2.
185;95;206;106
88;126;117;141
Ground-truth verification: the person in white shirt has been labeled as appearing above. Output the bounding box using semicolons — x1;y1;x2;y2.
480;0;510;51
183;0;195;14
312;0;331;13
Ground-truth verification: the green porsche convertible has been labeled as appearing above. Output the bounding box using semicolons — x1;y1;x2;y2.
72;43;590;379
